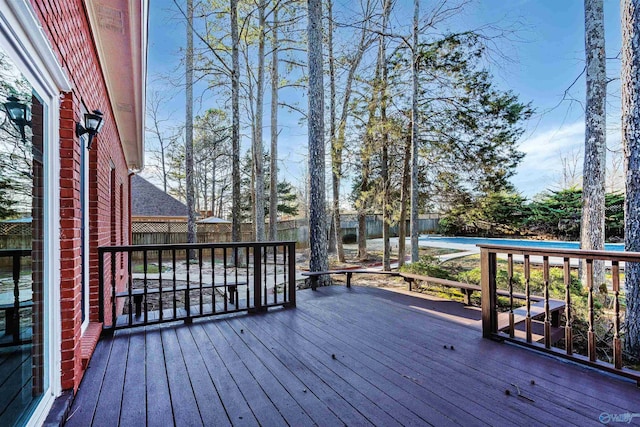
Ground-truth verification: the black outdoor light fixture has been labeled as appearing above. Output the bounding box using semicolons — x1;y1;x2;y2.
3;96;31;141
76;109;104;149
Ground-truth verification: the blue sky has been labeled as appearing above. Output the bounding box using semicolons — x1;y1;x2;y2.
146;0;623;200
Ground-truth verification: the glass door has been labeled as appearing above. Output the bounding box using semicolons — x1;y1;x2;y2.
0;49;47;427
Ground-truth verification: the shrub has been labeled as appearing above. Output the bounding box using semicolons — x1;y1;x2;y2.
400;255;453;280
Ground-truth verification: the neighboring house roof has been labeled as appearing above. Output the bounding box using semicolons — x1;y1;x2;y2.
198;216;231;224
131;175;189;218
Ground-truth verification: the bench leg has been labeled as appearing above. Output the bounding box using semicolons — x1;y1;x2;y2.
133;295;143;318
346;272;352;288
462;289;473;306
403;277;414;291
228;285;237;304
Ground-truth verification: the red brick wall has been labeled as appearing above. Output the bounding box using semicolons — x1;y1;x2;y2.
30;0;132;391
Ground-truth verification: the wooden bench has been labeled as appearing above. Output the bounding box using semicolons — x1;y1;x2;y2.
399;272;483;305
116;282;246;317
498;298;565;331
300;269;401;290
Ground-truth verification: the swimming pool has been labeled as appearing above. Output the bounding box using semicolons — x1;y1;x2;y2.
419;236;625;251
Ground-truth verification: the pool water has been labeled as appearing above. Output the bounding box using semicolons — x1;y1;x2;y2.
419;236;625;251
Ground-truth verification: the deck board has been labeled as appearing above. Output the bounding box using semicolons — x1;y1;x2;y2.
69;285;640;426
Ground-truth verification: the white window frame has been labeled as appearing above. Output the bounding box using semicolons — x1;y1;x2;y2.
0;1;72;426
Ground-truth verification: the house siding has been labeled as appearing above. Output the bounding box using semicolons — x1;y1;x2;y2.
31;0;131;391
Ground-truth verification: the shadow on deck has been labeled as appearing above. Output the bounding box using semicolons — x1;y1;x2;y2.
66;285;639;426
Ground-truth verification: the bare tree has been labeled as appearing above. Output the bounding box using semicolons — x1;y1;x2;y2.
410;0;420;262
621;0;640;357
231;0;241;241
580;0;607;286
307;0;329;283
557;147;583;189
269;5;280;241
379;0;392;270
146;88;178;193
186;0;196;244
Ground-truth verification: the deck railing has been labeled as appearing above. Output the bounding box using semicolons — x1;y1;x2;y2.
99;241;296;331
480;244;640;384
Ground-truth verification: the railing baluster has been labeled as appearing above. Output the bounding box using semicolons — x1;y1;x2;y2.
245;246;250;308
508;254;514;338
254;244;263;312
263;243;268;306
199;248;203;315
143;250;148;324
613;261;622;369
159;250;163;321
587;259;596;362
186;250;191;319
211;248;216;313
543;256;551;349
273;244;278;305
524;255;531;343
564;257;572;355
223;247;228;312
172;249;177;319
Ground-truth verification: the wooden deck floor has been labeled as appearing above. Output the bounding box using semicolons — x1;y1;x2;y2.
66;286;639;426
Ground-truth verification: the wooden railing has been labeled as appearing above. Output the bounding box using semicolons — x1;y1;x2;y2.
99;241;296;331
0;249;32;345
480;244;640;384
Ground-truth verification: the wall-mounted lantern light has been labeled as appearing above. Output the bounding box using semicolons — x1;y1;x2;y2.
3;96;31;141
76;109;104;149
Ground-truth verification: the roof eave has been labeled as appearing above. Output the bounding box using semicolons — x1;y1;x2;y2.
84;0;148;171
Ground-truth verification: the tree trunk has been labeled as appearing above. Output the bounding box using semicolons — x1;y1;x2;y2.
185;0;196;245
410;0;420;262
230;0;241;242
380;0;391;271
622;0;640;357
307;0;329;283
580;0;606;287
254;0;266;242
269;7;279;241
357;211;367;261
398;130;411;267
328;0;338;257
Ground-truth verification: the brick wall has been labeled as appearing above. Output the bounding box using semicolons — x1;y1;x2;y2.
31;0;132;391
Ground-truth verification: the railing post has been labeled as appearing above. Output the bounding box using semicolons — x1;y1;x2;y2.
481;248;497;338
287;242;296;307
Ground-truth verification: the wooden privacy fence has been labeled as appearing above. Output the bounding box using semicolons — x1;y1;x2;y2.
132;220;308;248
479;244;640;385
98;241;296;331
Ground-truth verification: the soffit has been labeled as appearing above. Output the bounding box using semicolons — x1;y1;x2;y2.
84;0;147;170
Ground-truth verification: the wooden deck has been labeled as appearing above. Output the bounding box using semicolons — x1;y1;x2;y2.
66;285;639;426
